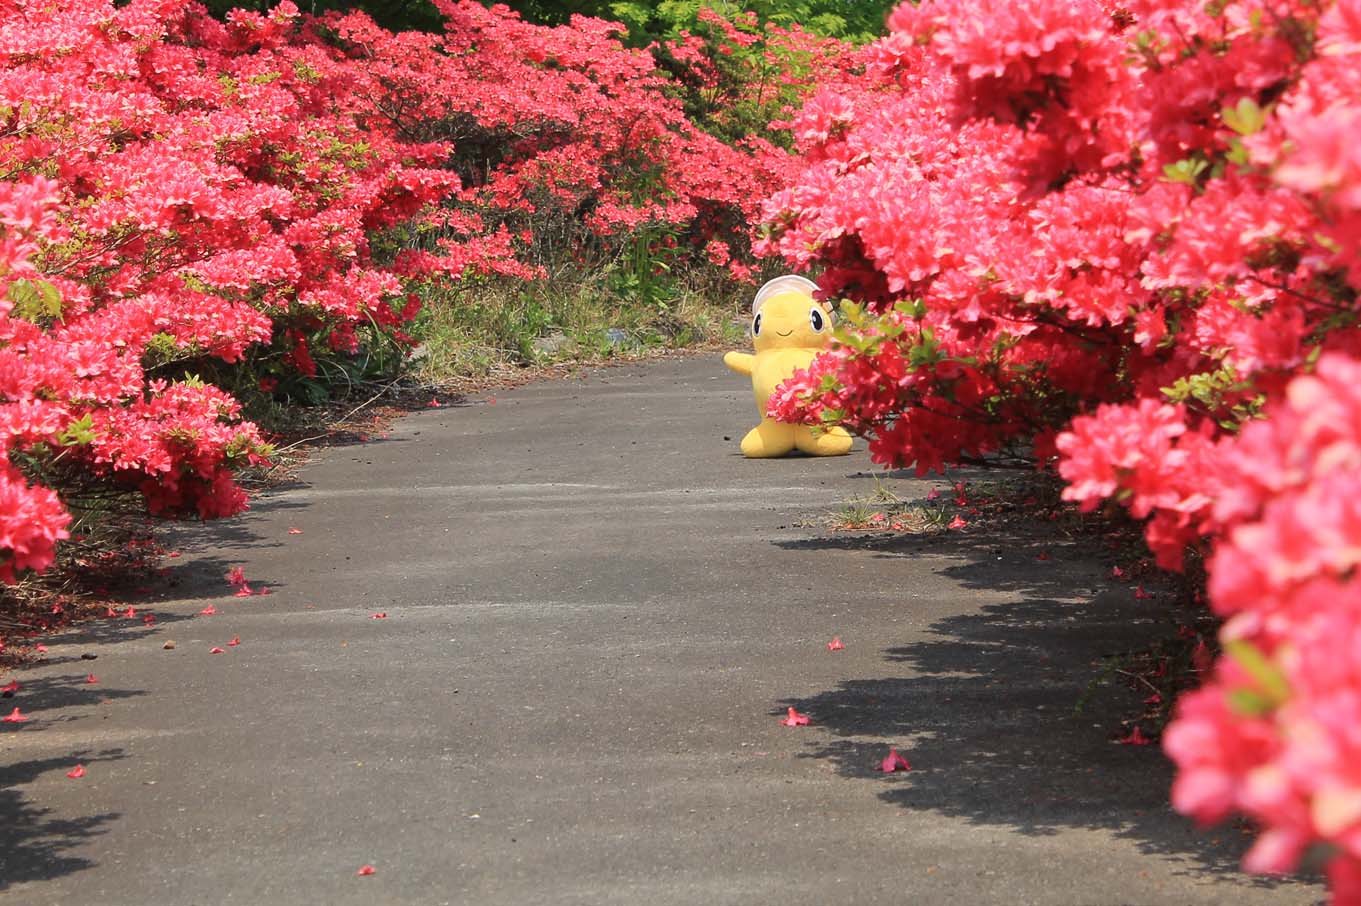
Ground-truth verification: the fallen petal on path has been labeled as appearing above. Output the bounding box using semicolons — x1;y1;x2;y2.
878;748;912;773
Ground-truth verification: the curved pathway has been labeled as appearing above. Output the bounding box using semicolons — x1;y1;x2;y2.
0;356;1321;904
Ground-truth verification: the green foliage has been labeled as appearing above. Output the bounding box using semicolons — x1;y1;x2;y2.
1223;639;1291;716
498;0;893;41
56;415;95;447
1221;97;1267;136
6;277;63;325
409;266;749;381
1161;362;1264;428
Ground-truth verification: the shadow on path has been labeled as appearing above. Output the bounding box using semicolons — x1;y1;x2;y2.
0;750;126;890
776;523;1303;891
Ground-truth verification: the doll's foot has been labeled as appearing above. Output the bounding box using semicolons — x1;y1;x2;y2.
740;420;797;457
794;425;853;456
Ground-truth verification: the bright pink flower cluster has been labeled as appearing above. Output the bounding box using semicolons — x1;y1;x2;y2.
761;0;1361;895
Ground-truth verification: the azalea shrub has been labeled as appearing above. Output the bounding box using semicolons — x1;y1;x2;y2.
0;0;846;591
759;0;1361;897
327;1;804;286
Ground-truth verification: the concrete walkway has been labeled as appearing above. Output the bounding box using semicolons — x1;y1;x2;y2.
0;355;1321;905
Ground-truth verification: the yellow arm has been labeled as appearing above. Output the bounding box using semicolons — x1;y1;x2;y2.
724;351;755;376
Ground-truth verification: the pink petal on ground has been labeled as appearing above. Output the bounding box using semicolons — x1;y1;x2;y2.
878;748;912;772
1118;726;1153;746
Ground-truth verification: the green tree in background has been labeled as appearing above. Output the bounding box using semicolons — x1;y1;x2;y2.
590;0;894;44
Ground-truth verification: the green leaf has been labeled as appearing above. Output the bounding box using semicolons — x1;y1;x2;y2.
1222;97;1267;136
1162;157;1209;185
57;414;95;447
7;278;63;323
1226;688;1274;717
894;297;926;319
1223;638;1291;707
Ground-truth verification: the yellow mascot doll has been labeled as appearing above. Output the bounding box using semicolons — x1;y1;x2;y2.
724;275;854;458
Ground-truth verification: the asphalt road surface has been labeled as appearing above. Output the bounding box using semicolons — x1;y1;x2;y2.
0;355;1322;905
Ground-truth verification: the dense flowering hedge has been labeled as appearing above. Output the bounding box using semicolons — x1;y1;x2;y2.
760;0;1361;897
0;0;840;587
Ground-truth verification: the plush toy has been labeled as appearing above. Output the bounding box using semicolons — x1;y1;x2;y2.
724;275;854;457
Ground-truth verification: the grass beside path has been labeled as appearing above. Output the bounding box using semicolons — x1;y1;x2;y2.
408;270;751;385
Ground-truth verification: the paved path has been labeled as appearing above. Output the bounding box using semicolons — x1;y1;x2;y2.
0;356;1322;905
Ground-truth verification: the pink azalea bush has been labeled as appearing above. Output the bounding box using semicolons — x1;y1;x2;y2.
760;0;1361;895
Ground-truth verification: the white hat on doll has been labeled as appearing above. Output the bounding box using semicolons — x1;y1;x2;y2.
751;274;820;316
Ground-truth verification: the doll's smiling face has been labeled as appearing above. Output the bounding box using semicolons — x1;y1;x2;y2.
751;291;833;352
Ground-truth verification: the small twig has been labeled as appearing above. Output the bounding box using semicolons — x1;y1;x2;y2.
1115;668;1163;696
267;376;406;456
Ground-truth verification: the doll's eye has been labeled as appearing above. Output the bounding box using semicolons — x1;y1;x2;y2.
810;308;825;332
752;313;762;336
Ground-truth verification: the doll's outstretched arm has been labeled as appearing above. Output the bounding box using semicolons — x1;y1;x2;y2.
724;351;755;375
